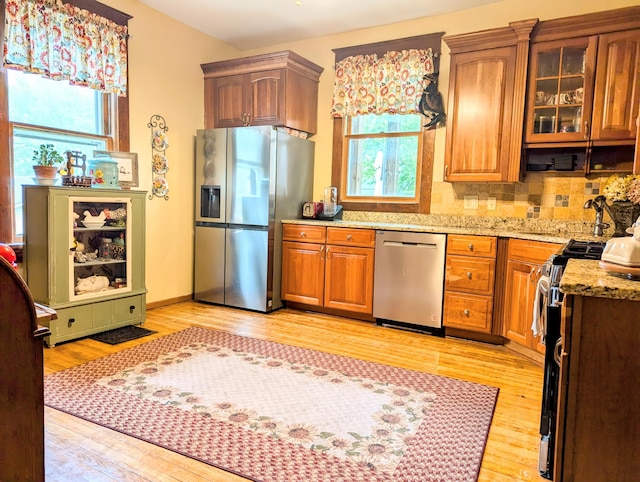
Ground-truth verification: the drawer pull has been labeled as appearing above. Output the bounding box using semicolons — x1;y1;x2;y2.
347;235;352;241
554;337;563;366
466;271;472;279
467;243;474;250
463;309;470;316
130;306;136;313
300;231;306;237
68;318;75;325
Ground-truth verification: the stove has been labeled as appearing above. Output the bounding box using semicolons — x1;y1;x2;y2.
538;238;606;479
558;239;606;260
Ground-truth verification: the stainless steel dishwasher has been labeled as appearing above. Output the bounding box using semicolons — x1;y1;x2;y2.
373;231;447;334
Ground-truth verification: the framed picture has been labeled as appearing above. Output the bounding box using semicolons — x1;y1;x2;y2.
93;150;139;189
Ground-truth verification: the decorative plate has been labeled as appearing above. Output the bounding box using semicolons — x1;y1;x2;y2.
152;176;169;197
152;154;169;174
81;220;105;229
152;130;169;151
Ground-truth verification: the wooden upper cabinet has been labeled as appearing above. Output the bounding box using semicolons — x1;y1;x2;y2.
209;74;246;128
445;47;516;181
443;20;537;182
525;30;640;144
249;69;285;126
523;7;640;172
524;37;597;143
202;51;323;135
591;30;640;141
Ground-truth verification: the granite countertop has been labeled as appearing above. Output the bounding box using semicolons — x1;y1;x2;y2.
560;259;640;301
282;218;602;244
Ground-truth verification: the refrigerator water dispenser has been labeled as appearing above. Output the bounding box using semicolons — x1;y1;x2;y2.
200;185;220;219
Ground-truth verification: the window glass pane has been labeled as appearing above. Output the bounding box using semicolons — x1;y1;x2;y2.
346;135;418;197
8;69;104;134
13;127;107;239
350;113;421;135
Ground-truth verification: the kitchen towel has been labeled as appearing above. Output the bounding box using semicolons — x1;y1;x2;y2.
532;275;550;341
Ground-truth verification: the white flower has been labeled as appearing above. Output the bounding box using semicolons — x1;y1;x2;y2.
603;175;640;203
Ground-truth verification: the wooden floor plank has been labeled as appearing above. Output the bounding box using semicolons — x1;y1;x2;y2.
44;302;547;481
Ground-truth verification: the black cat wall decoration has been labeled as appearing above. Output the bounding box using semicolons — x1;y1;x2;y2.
418;72;446;129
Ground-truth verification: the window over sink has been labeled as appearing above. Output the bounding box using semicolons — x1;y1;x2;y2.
330;33;443;213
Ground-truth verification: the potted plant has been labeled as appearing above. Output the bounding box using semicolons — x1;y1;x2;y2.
32;144;64;180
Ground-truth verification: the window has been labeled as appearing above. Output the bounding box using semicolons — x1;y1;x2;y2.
330;33;442;213
9;69;113;239
343;113;422;201
0;0;131;244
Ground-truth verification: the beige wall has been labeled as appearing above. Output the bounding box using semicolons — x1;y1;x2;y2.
100;0;637;304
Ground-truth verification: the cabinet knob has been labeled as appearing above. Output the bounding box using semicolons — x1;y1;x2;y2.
68;318;75;325
466;271;472;279
468;243;474;250
463;309;470;316
129;306;136;313
300;231;306;237
347;235;352;241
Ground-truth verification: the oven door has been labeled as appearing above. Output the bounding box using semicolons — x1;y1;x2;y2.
538;295;562;479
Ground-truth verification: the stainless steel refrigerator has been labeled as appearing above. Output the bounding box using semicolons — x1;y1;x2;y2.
194;126;314;312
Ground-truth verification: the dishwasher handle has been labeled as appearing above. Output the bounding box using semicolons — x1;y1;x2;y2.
382;240;438;249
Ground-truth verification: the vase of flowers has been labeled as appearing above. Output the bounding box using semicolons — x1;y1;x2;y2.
602;174;640;236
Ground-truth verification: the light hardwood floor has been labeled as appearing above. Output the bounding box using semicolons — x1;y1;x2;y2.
44;301;546;481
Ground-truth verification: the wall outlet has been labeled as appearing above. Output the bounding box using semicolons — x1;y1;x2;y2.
487;197;497;210
464;195;479;210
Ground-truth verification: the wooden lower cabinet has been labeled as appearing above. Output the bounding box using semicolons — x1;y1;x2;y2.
280;241;325;306
444;235;497;334
556;294;639;482
281;224;375;314
502;239;561;353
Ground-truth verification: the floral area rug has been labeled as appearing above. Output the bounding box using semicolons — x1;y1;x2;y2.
44;327;498;482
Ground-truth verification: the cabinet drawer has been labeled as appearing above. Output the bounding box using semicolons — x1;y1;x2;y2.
52;304;94;338
282;224;326;243
447;235;497;257
507;238;561;264
443;292;493;333
445;255;495;295
112;295;145;324
326;227;375;247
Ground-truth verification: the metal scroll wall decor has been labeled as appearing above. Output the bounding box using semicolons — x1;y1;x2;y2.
148;114;170;200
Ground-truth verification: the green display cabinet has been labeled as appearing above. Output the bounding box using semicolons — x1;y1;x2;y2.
23;186;147;347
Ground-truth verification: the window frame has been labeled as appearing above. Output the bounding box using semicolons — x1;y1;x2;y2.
332;116;435;213
330;33;442;214
0;0;131;246
341;114;424;204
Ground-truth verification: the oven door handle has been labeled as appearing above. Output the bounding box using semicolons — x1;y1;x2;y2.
554;336;563;366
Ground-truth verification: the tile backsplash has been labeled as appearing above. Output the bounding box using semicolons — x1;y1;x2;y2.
429;172;613;221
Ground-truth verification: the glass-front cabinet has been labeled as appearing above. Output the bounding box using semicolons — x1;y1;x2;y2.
23;186;147;346
70;197;132;301
525;37;597;143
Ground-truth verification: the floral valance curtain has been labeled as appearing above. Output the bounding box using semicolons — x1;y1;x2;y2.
3;0;128;95
330;48;434;118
